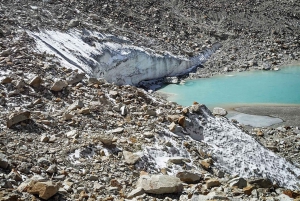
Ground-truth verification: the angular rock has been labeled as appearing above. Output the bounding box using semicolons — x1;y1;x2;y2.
96;133;114;145
7;111;30;128
1;77;12;84
206;179;221;188
178;116;186;127
66;72;85;85
50;80;68;91
120;105;127;116
168;157;191;165
111;127;124;134
200;158;213;170
123;151;140;165
143;131;154;138
0;153;9;169
67;100;84;111
243;185;254;195
176;171;202;183
109;90;118;98
213;107;227;116
29;76;42;87
136;175;183;194
7;169;22;182
228;177;247;189
68;19;80;27
27;181;59;200
248;178;273;188
40;135;49;142
66;130;78;138
127;187;145;199
167;115;180;123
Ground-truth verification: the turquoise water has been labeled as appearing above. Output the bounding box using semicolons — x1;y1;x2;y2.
158;66;300;108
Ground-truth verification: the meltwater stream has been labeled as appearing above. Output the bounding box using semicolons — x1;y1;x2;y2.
159;65;300;108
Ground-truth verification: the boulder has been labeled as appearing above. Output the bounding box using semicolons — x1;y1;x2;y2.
109;90;118;98
66;72;85;85
167;115;180;123
176;171;202;183
0;153;9;169
168;157;191;165
127;187;145;199
123;151;140;165
67;100;84;111
50;80;68;91
66;130;78;138
206;179;221;188
200;158;213;170
96;133;114;145
27;181;59;200
1;77;12;84
178;116;186;127
68;19;80;28
28;76;42;87
248;178;273;188
136;175;183;194
213;107;227;116
7;111;31;128
228;177;247;189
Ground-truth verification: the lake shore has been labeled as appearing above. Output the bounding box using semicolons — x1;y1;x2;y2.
232;104;300;128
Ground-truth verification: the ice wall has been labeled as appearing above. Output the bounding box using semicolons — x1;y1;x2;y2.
29;29;221;85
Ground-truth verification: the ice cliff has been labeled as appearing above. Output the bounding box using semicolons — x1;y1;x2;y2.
29;29;221;85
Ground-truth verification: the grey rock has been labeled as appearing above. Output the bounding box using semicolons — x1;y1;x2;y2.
168;157;191;165
66;130;78;138
228;177;247;189
0;153;9;169
136;175;183;194
68;100;84;111
248;178;273;188
123;151;140;165
51;80;68;91
66;72;85;85
29;75;42;87
127;187;145;199
213;107;227;116
7;111;31;128
68;19;80;28
176;171;202;183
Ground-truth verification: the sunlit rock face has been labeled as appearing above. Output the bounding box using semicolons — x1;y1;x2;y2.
29;29;221;85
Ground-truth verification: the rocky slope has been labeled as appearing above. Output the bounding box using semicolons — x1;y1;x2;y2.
1;0;300;201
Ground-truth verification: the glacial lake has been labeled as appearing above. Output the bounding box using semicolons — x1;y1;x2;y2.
158;65;300;109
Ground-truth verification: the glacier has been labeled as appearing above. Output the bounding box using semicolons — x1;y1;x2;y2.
28;29;221;85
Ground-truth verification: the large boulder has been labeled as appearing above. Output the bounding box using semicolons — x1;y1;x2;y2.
213;107;227;116
176;171;202;183
27;181;59;200
7;111;31;128
136;175;183;194
123;151;140;165
50;80;68;91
